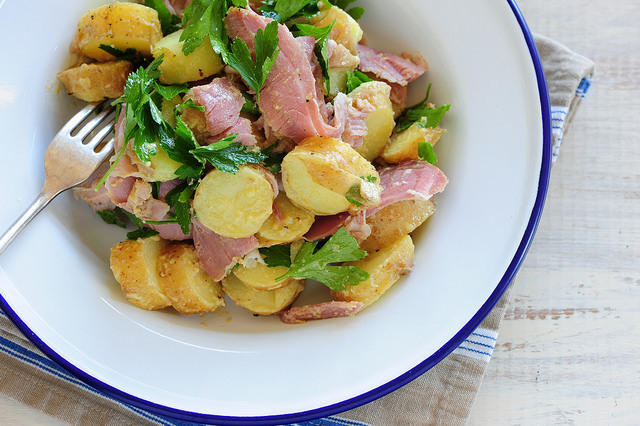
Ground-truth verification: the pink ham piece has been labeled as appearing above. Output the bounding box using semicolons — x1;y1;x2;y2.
162;0;191;17
191;77;257;146
73;162;116;212
280;301;364;324
224;7;346;143
192;221;258;281
304;161;448;241
357;44;428;86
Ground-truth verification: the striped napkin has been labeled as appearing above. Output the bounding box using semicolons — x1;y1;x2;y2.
0;34;594;426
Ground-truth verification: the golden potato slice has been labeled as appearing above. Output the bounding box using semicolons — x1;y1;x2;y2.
351;81;396;161
360;199;436;253
382;119;447;164
311;6;363;54
157;243;225;315
233;261;292;291
57;61;132;102
222;274;304;315
193;165;275;238
110;236;171;310
152;30;224;85
281;137;381;215
257;193;315;246
75;2;162;61
331;235;414;308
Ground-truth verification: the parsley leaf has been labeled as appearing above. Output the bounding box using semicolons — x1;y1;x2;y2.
260;141;286;174
144;0;182;35
294;21;335;93
260;0;320;23
418;142;438;164
181;0;230;57
395;83;450;133
97;209;127;228
345;184;364;207
120;209;160;240
259;244;292;267
164;182;195;234
226;20;280;102
275;227;369;291
98;45;140;63
190;135;267;174
345;69;372;93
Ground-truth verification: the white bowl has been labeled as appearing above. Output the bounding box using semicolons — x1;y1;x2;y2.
0;0;550;423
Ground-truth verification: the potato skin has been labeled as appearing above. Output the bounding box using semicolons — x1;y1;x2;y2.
351;81;396;161
57;61;132;102
152;30;224;85
381;119;447;164
157;243;225;315
193;165;275;238
75;2;162;61
331;235;415;308
281;137;381;215
110;237;171;310
360;199;436;253
222;273;304;316
257;193;315;246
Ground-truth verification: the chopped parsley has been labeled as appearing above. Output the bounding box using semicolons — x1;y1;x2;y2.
294;21;335;92
327;0;364;20
418;141;438;164
120;209;160;240
97;209;127;228
395;83;450;133
345;70;372;93
259;244;292;267
144;0;182;35
273;227;369;291
190;135;267;174
259;0;320;23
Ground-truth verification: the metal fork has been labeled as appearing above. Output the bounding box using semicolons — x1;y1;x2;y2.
0;101;116;256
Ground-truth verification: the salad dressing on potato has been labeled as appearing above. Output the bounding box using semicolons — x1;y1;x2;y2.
59;0;449;324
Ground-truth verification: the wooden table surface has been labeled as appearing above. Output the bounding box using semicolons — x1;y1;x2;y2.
1;0;638;424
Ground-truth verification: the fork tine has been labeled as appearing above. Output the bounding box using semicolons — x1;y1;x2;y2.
95;137;115;159
58;101;107;135
85;120;115;151
74;104;116;141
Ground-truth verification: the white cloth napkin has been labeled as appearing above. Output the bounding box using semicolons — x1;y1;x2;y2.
0;34;594;426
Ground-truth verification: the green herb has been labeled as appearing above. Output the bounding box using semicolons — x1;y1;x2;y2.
190;135;267;174
275;227;369;291
98;45;140;63
259;244;292;267
327;0;364;20
345;70;372;93
418;142;438;164
260;141;286;174
345;184;365;207
240;91;260;115
144;0;182;35
164;182;195;234
260;0;320;23
180;0;229;57
361;175;377;183
226;20;280;102
294;21;335;93
97;209;127;228
395;83;450;133
120;209;160;240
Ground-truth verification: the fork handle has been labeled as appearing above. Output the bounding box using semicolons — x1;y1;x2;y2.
0;189;59;256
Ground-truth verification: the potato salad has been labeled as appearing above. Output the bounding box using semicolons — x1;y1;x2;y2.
60;0;450;324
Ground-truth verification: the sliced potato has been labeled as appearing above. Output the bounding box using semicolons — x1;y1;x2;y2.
350;81;396;161
382;119;447;164
109;236;171;310
157;243;225;315
222;273;304;315
281;137;381;215
233;261;292;291
193;165;275;238
311;6;363;55
57;61;132;102
257;193;315;246
152;30;224;85
331;235;414;308
75;2;163;61
360;199;436;253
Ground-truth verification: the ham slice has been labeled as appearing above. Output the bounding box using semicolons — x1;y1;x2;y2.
73;162;116;212
225;7;346;143
280;301;364;324
193;221;258;281
357;44;428;86
191;77;257;146
304;161;448;240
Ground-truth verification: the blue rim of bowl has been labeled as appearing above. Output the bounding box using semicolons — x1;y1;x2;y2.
0;1;551;424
